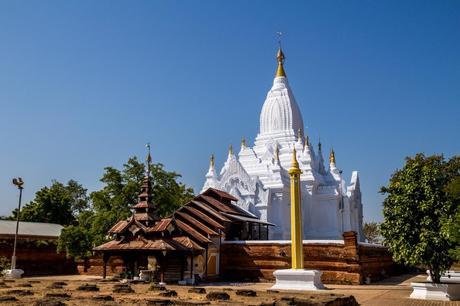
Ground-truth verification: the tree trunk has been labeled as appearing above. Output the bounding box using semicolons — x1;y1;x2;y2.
430;268;441;284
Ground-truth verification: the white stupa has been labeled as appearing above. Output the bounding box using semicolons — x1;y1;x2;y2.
203;47;364;241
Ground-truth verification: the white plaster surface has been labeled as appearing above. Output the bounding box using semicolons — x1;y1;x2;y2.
271;269;325;291
410;282;460;301
203;64;364;241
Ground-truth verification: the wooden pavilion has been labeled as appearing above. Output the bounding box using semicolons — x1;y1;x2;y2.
94;154;273;283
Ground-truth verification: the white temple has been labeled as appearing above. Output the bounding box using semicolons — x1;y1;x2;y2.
202;47;364;241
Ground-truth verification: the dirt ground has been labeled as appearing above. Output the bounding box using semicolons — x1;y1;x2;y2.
0;273;457;305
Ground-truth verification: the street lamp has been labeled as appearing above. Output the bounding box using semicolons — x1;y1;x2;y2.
5;177;25;278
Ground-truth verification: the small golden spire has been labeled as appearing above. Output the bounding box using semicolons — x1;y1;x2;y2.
229;144;233;155
275;145;280;161
291;147;299;169
289;147;302;175
275;47;286;77
210;154;215;168
241;137;246;148
330;149;336;165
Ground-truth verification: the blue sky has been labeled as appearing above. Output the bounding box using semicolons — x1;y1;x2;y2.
0;1;459;222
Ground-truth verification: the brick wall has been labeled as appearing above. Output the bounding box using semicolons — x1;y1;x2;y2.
221;231;397;285
0;238;76;276
76;256;124;276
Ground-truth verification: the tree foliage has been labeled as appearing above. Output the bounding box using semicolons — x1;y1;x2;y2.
380;153;459;283
61;157;193;258
14;180;88;226
89;157;194;245
443;177;460;261
8;156;194;260
363;222;381;244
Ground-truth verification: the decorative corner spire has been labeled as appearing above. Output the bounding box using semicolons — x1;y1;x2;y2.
318;139;322;152
275;144;280;161
305;135;309;147
241;137;246;149
210;154;215;168
329;149;336;165
297;128;302;141
229;144;233;156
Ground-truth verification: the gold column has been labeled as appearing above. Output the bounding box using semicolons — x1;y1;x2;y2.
289;148;303;269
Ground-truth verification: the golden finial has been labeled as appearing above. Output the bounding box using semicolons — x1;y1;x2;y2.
276;47;286;77
275;32;286;77
229;144;233;155
241;137;246;148
275;145;280;161
291;147;299;169
210;154;215;168
330;149;336;165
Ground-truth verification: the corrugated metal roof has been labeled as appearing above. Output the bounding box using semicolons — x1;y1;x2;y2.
0;220;63;238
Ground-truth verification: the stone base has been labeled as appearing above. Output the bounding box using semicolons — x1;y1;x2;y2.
3;269;24;279
410;282;460;301
270;269;325;291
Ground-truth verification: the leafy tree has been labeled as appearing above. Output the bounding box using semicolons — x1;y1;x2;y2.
0;256;11;274
363;222;381;244
57;225;93;259
89;157;194;245
12;180;88;226
380;154;459;283
57;157;195;256
443;177;460;261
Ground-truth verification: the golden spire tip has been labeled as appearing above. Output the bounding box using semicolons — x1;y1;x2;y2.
275;47;286;77
330;149;336;165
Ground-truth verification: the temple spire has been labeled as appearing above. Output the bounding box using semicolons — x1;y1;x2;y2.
276;47;286;77
329;149;336;165
146;143;152;178
275;32;286;77
210;154;215;168
241;137;246;149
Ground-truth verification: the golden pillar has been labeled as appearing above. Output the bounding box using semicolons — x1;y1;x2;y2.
289;148;303;269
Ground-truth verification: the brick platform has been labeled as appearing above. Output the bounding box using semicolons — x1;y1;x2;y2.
221;231;397;285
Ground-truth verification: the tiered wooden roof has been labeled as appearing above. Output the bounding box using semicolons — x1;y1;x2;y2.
94;187;273;253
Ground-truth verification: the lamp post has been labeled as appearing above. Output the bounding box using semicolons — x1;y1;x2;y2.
6;177;25;278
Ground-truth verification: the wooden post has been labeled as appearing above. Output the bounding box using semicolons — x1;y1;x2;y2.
204;246;208;278
190;252;194;279
102;253;109;279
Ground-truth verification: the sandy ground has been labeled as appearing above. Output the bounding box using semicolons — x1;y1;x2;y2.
0;273;458;305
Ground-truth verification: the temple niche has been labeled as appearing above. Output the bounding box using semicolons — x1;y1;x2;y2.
203;47;365;241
